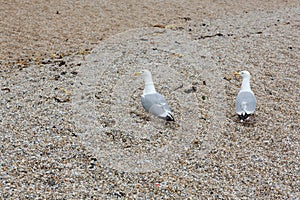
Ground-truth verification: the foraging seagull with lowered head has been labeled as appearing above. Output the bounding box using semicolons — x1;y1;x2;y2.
234;70;257;122
134;69;174;121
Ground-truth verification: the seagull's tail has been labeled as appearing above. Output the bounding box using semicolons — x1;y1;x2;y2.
166;112;175;121
238;113;251;122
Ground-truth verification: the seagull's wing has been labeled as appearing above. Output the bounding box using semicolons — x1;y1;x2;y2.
235;91;256;115
141;92;173;120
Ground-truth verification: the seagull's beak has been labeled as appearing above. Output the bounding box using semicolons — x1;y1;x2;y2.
133;72;141;76
234;71;240;76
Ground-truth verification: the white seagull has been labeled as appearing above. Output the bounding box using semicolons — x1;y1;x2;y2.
134;69;174;121
234;70;257;122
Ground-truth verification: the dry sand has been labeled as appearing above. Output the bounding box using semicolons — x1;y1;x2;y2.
1;0;299;199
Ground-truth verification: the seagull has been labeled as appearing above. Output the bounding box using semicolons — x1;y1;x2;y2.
134;69;174;121
234;70;257;122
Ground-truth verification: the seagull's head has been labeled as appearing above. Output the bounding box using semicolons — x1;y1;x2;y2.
234;70;251;79
134;69;152;79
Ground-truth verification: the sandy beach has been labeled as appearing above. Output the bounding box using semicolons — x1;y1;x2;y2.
1;1;299;199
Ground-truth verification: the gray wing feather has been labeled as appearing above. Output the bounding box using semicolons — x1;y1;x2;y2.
148;104;168;118
235;91;256;114
141;93;172;117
